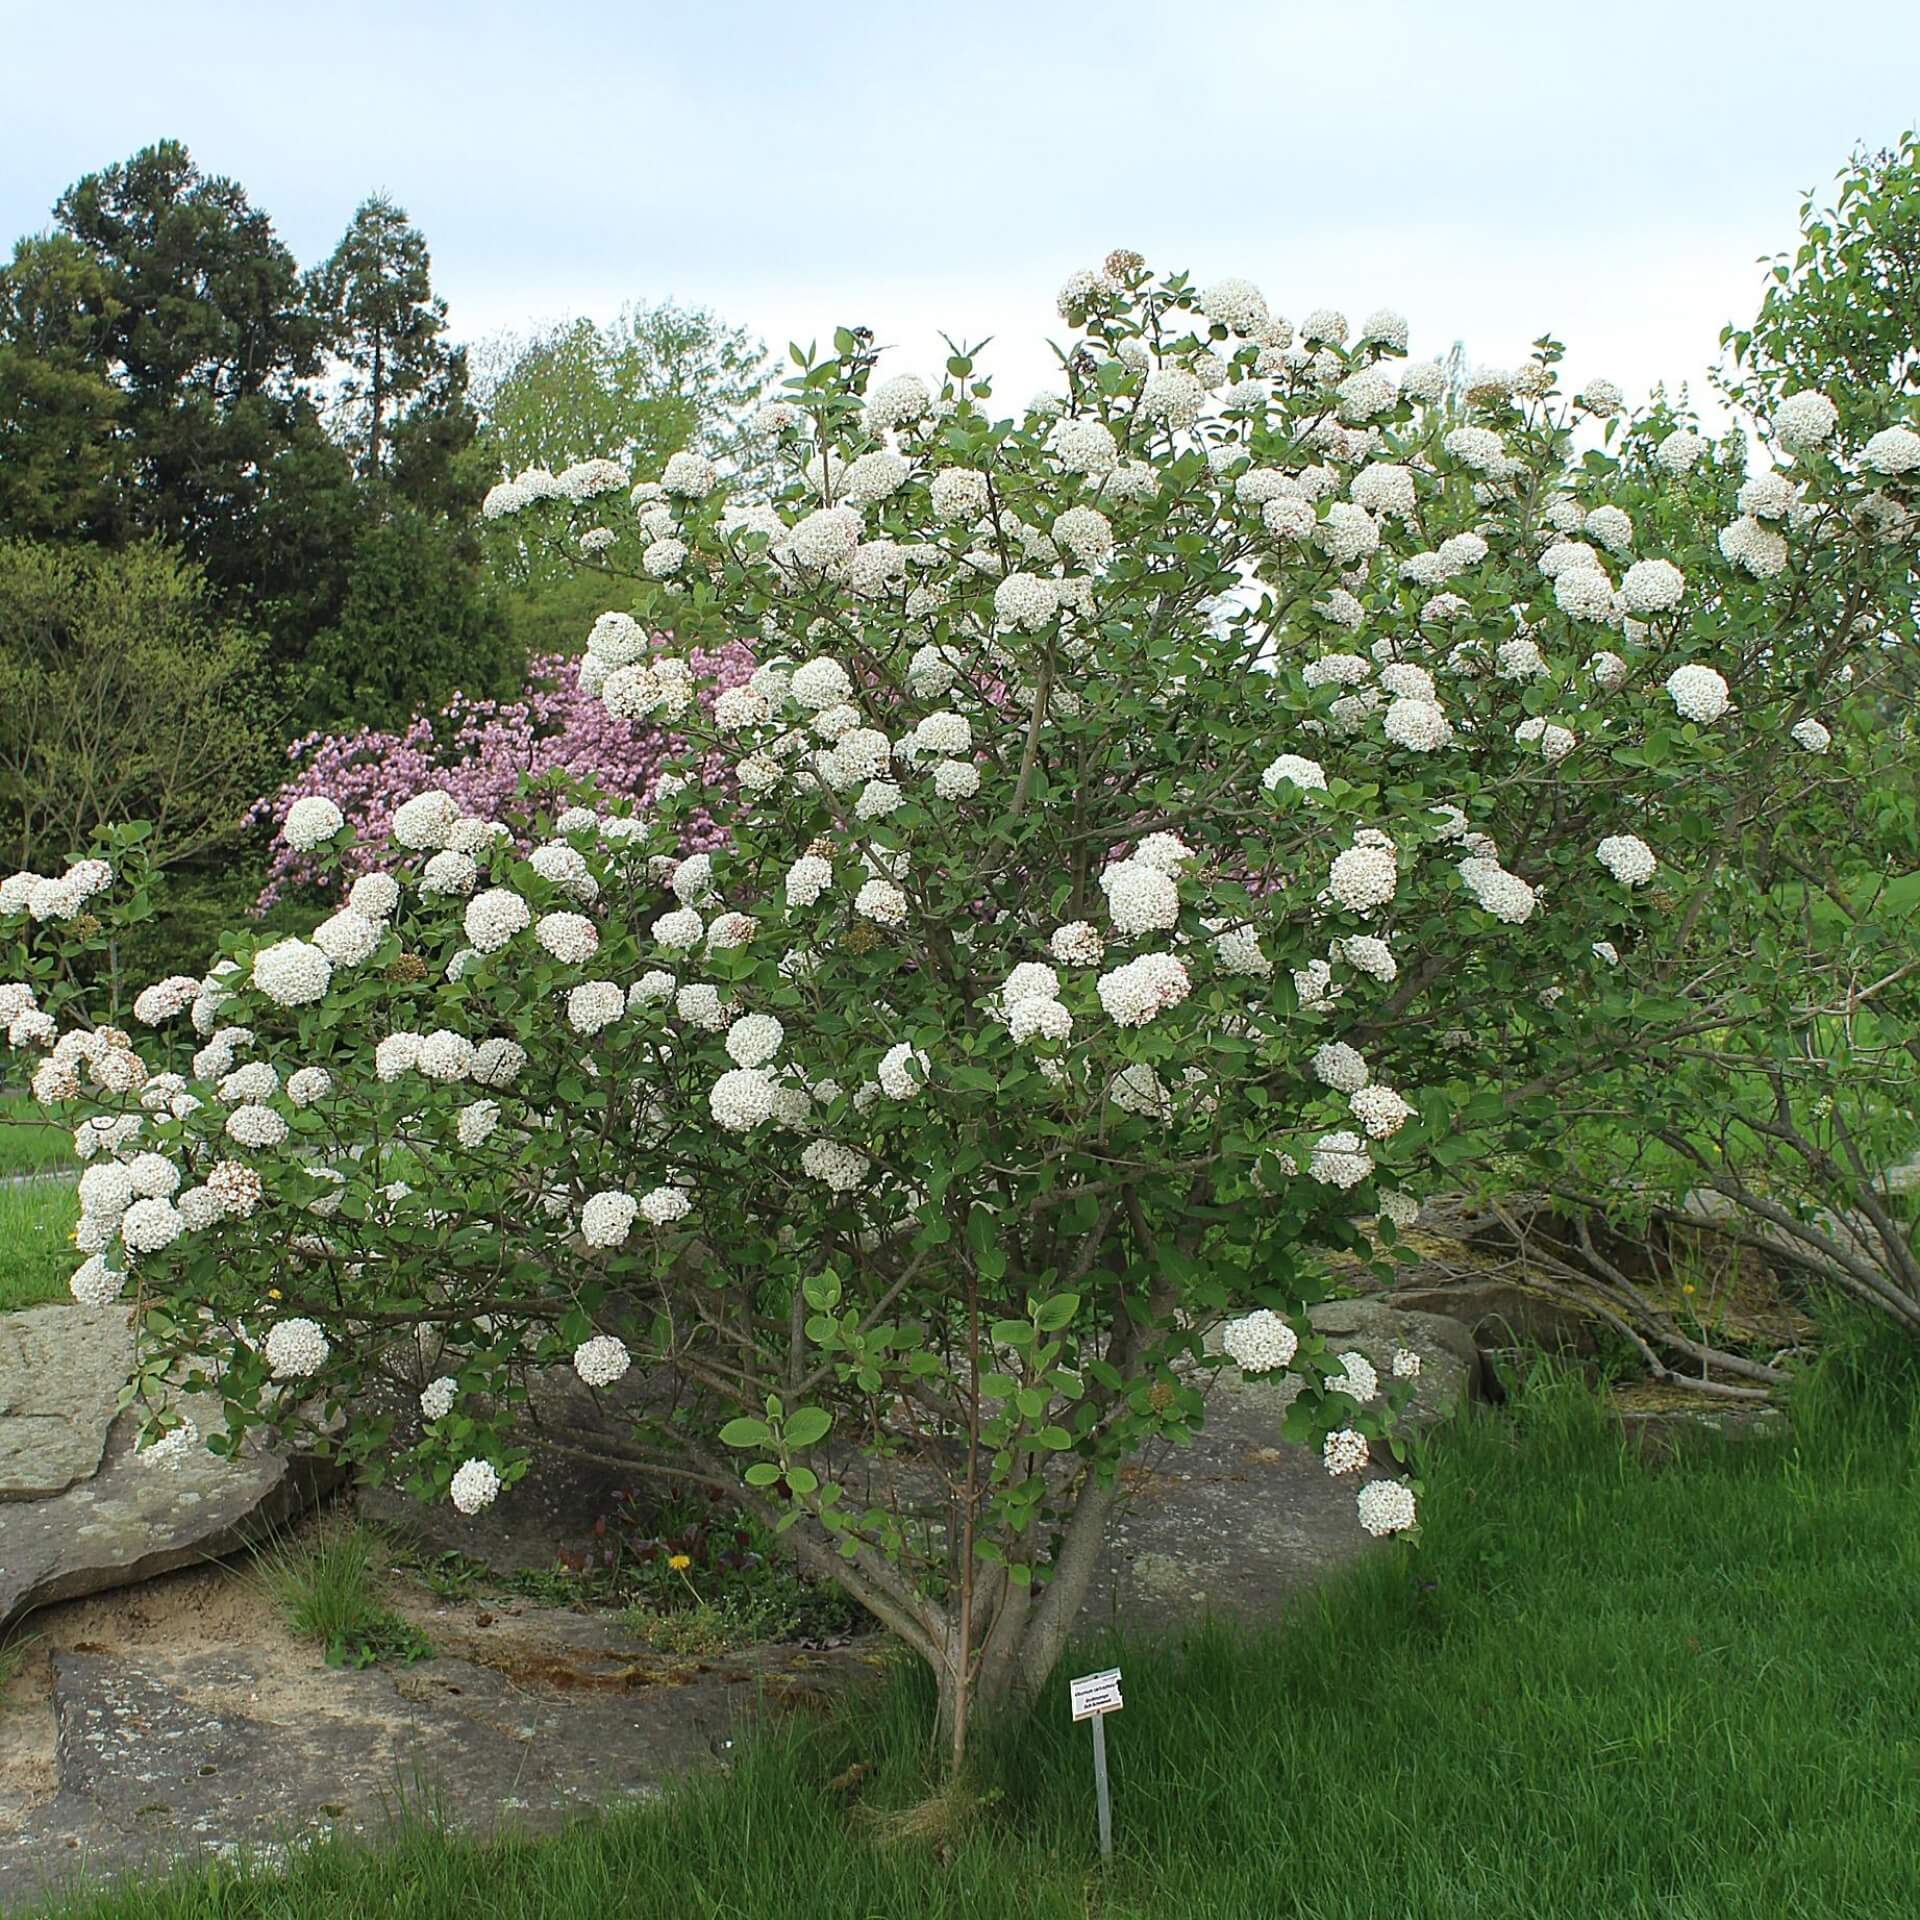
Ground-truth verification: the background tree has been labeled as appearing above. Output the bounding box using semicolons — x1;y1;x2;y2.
0;234;127;541
0;538;270;869
311;194;460;484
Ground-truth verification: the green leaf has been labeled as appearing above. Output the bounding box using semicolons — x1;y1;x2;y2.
719;1417;773;1449
783;1406;832;1448
1033;1292;1080;1332
743;1461;783;1486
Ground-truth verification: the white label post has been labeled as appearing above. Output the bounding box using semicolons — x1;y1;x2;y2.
1068;1667;1123;1859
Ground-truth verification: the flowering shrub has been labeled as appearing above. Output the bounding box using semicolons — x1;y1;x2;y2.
248;646;752;905
7;236;1918;1762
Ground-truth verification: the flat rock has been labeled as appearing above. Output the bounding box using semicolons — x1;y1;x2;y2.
0;1636;880;1907
1085;1301;1479;1635
0;1306;135;1500
0;1406;336;1635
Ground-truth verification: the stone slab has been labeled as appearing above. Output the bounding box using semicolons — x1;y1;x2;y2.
0;1406;336;1635
1086;1301;1479;1635
0;1638;880;1907
0;1306;135;1501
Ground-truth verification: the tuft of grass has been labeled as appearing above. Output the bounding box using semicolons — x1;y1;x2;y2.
0;1175;80;1311
29;1366;1920;1919
0;1629;40;1702
253;1522;433;1672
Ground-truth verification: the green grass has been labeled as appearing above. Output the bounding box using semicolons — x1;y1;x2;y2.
0;1087;72;1177
0;1174;77;1310
28;1337;1920;1919
252;1523;433;1672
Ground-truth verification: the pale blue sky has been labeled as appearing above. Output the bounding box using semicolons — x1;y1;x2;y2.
3;1;1915;418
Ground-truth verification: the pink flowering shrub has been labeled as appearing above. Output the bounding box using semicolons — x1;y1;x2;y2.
249;644;752;905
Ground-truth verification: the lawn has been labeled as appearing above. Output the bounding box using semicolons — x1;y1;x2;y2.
0;1172;76;1310
23;1334;1919;1920
0;1087;72;1177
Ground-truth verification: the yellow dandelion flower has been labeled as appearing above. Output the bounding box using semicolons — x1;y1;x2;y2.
668;1553;692;1572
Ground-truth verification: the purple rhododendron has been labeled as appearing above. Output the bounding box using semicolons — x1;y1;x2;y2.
250;643;753;906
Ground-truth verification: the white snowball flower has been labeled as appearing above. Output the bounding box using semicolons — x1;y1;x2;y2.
421;849;480;898
1324;1429;1370;1476
710;1067;777;1131
226;1104;289;1149
350;872;402;919
456;1099;500;1148
674;982;726;1031
994;572;1058;631
653;907;705;952
1262;753;1327;795
662;449;716;496
120;1197;185;1254
1326;845;1397;916
1052;504;1114;564
1351;1083;1413;1139
1384;697;1452;751
1051;922;1104;967
931;468;991;520
801;1138;871;1192
1770;391;1838;454
574;1334;631;1388
568;981;626;1035
70;1256;126;1307
790;656;853;710
1717;515;1789;579
1442;426;1505;471
1790;717;1832;753
450;1458;501;1514
1222;1309;1298;1373
1096;952;1191;1027
1356;1480;1417;1536
1665;663;1731;723
1199;276;1268;333
472;1038;528;1087
281;796;344;850
1309;1133;1373;1188
640;1185;692;1226
1392;1348;1423;1379
933;759;980;799
726;1012;785;1068
878;1041;930;1097
1596;834;1657;887
375;1033;421;1080
855;879;907;927
264;1317;329;1379
1553;568;1616;623
1331;1350;1380;1400
1313;1042;1371;1093
1655;428;1706;474
1738;472;1796;520
391;789;461;850
867;373;930;430
844;449;911;505
1457;857;1537;924
1494;638;1547;681
1009;995;1072;1043
1053;418;1119;477
1140;366;1204;428
1589;650;1630;691
535;912;599;964
465;888;530;953
252;939;331;1008
420;1377;457;1420
580;1190;639;1248
126;1153;180;1198
1620;559;1685;614
1862;427;1920;476
1100;859;1179;935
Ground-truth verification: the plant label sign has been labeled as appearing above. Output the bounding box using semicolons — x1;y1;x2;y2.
1070;1666;1123;1721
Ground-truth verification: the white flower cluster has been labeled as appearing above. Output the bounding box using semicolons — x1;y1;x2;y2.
1596;834;1658;888
1221;1309;1298;1374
